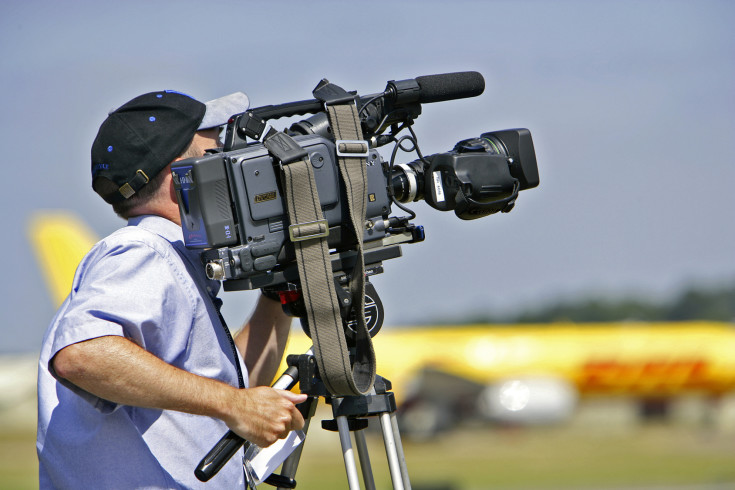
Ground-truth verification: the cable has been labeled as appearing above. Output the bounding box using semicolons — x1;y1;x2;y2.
387;133;420;220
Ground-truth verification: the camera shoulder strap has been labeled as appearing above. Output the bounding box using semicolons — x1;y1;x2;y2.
313;80;376;393
263;128;375;396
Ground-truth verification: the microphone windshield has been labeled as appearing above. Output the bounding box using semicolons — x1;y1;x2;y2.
415;71;485;104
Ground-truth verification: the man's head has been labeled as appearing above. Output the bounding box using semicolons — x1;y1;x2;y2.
91;90;248;218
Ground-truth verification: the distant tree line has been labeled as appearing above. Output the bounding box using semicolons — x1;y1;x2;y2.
461;281;735;324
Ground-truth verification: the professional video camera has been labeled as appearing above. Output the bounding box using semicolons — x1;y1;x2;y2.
177;72;540;484
171;72;538;314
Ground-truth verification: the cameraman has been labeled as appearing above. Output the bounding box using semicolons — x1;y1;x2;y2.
36;90;306;489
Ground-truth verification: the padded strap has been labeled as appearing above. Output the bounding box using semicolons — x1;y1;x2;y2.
264;129;374;396
320;97;375;395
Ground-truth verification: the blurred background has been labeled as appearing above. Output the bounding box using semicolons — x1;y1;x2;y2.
2;0;734;488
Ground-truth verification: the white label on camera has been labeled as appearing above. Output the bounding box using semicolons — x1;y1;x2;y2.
432;171;445;202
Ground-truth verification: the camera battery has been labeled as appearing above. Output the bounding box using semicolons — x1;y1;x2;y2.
172;154;238;249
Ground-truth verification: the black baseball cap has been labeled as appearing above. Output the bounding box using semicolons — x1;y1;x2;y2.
91;90;249;204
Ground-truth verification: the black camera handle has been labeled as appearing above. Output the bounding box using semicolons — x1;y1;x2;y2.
194;354;303;483
223;99;325;150
222;71;485;151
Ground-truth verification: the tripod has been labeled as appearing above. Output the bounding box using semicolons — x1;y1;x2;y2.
196;349;412;489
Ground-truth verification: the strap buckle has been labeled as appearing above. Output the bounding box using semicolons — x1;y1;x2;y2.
289;219;329;242
118;169;150;199
263;131;309;164
335;140;369;158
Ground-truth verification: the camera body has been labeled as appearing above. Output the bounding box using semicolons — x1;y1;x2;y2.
172;133;400;291
172;128;537;292
170;72;539;292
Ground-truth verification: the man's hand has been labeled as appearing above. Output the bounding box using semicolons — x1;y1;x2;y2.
222;387;307;448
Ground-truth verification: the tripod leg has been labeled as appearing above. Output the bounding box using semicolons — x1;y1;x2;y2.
354;429;376;490
379;413;405;490
337;415;362;490
390;413;412;490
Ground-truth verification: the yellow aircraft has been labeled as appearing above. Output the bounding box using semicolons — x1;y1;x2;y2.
28;211;735;437
28;211;99;307
283;320;735;436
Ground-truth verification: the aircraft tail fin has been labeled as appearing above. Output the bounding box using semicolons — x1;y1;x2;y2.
28;212;98;306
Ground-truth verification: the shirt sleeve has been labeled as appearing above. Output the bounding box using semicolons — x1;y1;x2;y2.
49;233;195;413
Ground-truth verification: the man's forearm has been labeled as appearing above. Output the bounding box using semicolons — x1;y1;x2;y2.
52;335;236;420
52;334;307;447
235;294;293;387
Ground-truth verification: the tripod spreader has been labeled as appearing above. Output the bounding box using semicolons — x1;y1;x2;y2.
322;376;396;431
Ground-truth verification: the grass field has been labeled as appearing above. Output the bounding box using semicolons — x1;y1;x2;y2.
9;412;734;490
0;430;38;490
292;420;735;490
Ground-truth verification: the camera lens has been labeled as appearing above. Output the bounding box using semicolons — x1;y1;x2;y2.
390;162;423;203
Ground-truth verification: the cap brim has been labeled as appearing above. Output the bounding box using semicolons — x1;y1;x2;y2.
199;92;250;130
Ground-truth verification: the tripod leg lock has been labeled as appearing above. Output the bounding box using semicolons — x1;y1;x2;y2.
321;418;369;432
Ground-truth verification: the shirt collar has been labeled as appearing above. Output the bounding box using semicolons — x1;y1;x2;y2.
127;215;183;242
127;215;221;297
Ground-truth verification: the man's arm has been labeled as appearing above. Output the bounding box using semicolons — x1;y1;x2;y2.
234;294;293;387
52;335;305;448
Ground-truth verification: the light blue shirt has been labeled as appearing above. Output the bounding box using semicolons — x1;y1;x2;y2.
37;215;248;489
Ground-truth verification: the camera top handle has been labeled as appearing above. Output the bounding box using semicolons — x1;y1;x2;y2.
223;99;325;150
222;71;485;151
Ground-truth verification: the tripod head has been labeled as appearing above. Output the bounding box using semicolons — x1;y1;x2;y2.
264;277;385;346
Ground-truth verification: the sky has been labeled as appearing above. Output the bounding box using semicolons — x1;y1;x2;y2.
1;0;734;353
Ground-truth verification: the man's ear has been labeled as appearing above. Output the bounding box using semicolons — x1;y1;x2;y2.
166;167;178;205
168;176;177;204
